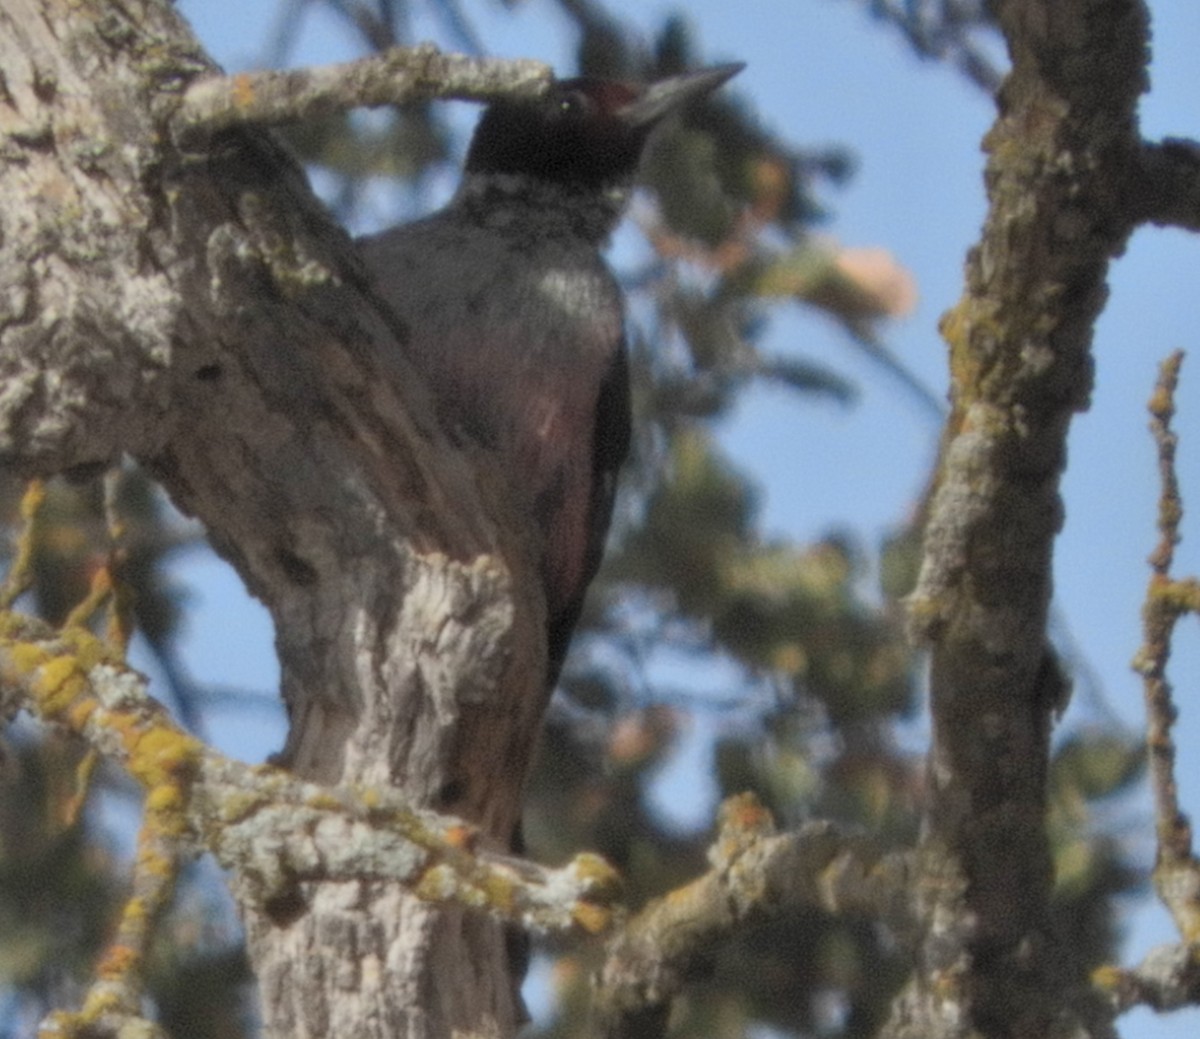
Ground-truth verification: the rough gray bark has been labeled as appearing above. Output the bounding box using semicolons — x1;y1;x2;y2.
0;2;553;1036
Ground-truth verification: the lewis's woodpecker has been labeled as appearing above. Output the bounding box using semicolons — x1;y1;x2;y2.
358;63;743;688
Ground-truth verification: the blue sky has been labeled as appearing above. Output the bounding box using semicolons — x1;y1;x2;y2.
171;2;1200;1035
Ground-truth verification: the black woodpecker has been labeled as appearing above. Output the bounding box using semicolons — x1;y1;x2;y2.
358;63;743;690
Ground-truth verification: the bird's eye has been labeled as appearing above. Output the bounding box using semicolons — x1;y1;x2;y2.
558;90;591;117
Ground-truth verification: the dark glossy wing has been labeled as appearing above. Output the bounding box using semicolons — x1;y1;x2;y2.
544;341;630;687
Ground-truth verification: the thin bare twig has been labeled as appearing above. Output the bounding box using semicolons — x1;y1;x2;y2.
1131;350;1200;941
1094;940;1200;1013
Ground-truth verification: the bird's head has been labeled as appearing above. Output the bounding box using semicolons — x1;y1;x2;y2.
464;63;744;193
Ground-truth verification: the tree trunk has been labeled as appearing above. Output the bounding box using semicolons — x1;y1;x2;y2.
0;2;544;1035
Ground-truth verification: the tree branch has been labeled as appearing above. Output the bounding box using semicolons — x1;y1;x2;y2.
173;45;551;140
1094;942;1200;1013
899;0;1151;1035
1129;139;1200;231
595;793;911;1039
1129;351;1200;945
0;610;621;934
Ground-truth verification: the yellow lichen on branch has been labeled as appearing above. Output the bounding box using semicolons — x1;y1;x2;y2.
0;614;202;805
0;479;45;609
0;476;204;1034
0;616;197;1035
0;610;623;930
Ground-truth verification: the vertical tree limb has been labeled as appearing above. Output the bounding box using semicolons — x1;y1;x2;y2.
900;1;1150;1036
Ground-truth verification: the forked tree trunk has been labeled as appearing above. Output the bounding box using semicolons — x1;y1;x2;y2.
0;2;545;1035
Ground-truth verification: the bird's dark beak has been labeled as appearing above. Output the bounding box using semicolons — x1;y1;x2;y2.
618;63;745;129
